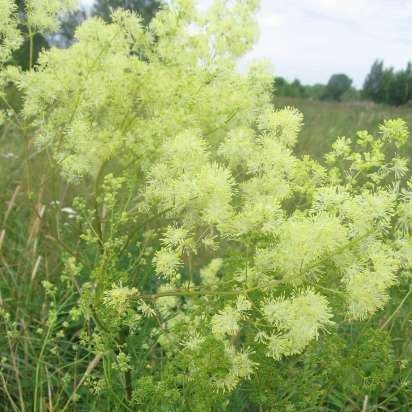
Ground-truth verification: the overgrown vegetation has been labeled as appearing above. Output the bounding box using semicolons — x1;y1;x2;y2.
0;1;411;411
363;60;412;106
277;97;412;160
275;59;412;106
275;73;358;102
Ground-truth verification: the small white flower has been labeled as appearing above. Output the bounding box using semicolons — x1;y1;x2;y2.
61;207;77;218
1;152;16;159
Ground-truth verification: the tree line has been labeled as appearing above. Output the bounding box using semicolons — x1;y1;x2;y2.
275;60;412;106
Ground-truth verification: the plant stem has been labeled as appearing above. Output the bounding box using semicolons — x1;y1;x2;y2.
380;287;412;330
139;279;284;300
28;27;34;71
33;319;53;412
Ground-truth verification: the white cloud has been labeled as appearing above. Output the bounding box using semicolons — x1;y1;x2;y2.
239;0;412;87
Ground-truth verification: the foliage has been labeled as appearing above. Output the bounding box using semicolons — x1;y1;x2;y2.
275;59;412;107
56;0;163;46
0;0;411;410
321;73;353;101
53;7;88;47
363;59;412;106
92;0;163;24
245;328;396;411
275;76;327;100
274;74;358;102
4;0;78;68
275;77;307;98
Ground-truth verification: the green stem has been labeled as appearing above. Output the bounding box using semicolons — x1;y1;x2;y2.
33;319;54;412
139;279;284;300
94;160;109;253
380;287;412;330
139;230;376;301
118;327;132;402
28;27;34;71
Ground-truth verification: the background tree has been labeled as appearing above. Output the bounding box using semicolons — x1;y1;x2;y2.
273;77;356;102
10;0;49;69
56;0;163;46
363;60;391;104
305;83;326;100
386;63;412;106
362;60;412;106
341;86;361;102
322;73;353;101
274;77;306;98
52;8;88;47
92;0;162;24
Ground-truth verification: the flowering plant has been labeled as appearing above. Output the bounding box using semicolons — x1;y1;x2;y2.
1;0;411;409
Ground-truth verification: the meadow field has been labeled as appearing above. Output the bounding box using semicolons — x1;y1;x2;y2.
276;97;412;159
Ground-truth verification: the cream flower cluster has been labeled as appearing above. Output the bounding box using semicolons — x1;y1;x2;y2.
2;0;411;397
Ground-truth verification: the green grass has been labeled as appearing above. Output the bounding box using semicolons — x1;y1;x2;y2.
276;97;412;159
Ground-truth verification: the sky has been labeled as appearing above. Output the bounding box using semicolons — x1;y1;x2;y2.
241;0;412;88
82;0;412;88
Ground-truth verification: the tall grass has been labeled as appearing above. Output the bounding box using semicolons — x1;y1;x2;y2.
276;97;412;160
